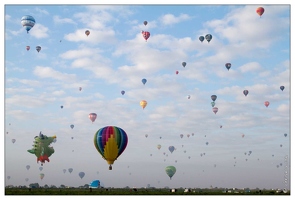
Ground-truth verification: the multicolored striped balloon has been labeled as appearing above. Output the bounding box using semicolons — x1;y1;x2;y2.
94;126;128;170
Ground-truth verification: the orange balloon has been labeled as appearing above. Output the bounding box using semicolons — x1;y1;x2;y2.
140;100;147;109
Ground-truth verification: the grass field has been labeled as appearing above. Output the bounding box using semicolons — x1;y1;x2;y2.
5;188;290;195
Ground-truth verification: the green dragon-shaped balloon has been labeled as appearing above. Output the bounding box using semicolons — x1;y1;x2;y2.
27;132;56;166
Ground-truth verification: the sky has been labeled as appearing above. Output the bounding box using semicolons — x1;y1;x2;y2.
2;0;294;193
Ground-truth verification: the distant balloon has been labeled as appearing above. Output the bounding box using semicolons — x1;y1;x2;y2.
40;173;45;180
206;142;209;145
85;30;90;36
94;126;128;170
205;34;212;43
140;100;147;109
143;21;148;26
60;105;63;109
68;168;73;173
142;31;150;41
79;87;82;91
142;78;147;85
220;125;222;128
211;102;215;107
191;133;194;136
145;134;148;138
176;70;179;75
187;134;190;138
211;95;217;102
78;172;85;179
26;165;30;170
280;86;285;91
225;63;231;70
39;166;43;171
25;178;29;182
199;36;204;42
26;46;30;51
256;7;265;17
157;144;161;150
165;166;176;180
70;124;74;129
212;107;218;114
7;176;11;180
243;90;249;96
21;15;35;33
280;144;282;147
242;134;245;138
187;95;190;99
89;113;97;123
121;90;125;95
180;134;183;138
168;146;175;153
36;46;41;53
182;62;186;67
12;139;16;144
264;101;270;107
63;169;66;173
284;133;287;137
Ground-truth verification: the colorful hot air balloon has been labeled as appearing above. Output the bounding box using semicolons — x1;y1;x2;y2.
36;46;41;53
94;126;128;170
211;95;217;102
165;166;176;180
89;113;97;123
205;34;212;43
142;31;150;41
21;15;35;33
79;172;85;179
26;46;30;51
256;7;265;17
199;36;204;42
70;124;74;129
168;146;175;153
225;63;231;70
264;101;270;107
40;173;45;180
280;86;285;91
121;90;125;95
182;62;186;67
211;102;215;107
157;144;161;150
212;107;218;114
176;70;179;75
143;21;148;26
68;168;73;173
140;100;147;109
142;78;147;85
243;90;249;96
85;30;90;36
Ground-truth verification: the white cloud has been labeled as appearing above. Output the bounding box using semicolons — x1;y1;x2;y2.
29;24;49;39
160;13;191;25
33;66;77;81
53;15;77;25
239;62;262;73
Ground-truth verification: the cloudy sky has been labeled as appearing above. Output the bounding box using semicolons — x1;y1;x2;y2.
3;1;293;191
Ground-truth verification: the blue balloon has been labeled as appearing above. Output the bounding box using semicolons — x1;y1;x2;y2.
90;180;100;188
142;78;147;85
21;15;35;33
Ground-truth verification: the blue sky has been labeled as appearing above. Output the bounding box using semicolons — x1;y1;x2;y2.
2;1;293;191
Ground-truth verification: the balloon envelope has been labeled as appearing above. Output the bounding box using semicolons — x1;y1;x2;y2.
26;165;30;170
79;172;85;179
205;34;212;42
70;124;74;129
211;95;217;102
85;30;90;36
280;86;285;91
21;15;35;33
225;63;231;70
89;113;97;123
142;78;147;85
40;173;45;180
165;166;176;180
182;62;186;67
36;46;41;53
168;146;175;153
26;46;30;51
121;90;125;95
68;168;73;173
256;7;265;17
199;36;204;42
94;126;128;170
90;180;100;188
243;90;249;96
142;31;150;41
140;100;147;109
143;21;148;26
264;101;270;107
212;107;218;114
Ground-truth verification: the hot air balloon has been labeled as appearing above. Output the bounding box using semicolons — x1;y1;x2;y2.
143;21;148;26
12;139;16;144
121;90;125;95
61;105;63;109
142;78;147;85
187;134;190;138
211;102;215;107
26;165;30;170
63;169;66;173
176;70;179;75
94;126;128;170
85;30;90;36
26;46;30;51
211;95;217;102
168;146;175;153
242;134;245;138
256;7;265;17
78;172;85;179
145;134;148;138
284;133;287;137
243;90;249;96
205;34;212;43
40;173;45;180
7;176;11;180
264;101;270;107
89;113;97;123
165;166;176;180
142;31;150;41
187;95;190;99
280;86;285;91
192;133;194;136
182;62;186;67
79;87;82;91
206;142;209;145
70;124;74;129
39;166;43;171
89;180;101;188
68;168;73;173
157;144;161;150
25;178;29;182
140;100;147;109
180;134;183;138
27;132;56;166
36;46;41;53
21;15;35;33
199;36;204;42
212;107;218;114
225;63;231;70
